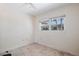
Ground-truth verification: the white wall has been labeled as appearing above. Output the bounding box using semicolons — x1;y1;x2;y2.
0;4;34;53
35;4;79;55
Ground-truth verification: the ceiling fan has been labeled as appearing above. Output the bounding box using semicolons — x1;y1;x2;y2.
21;3;36;9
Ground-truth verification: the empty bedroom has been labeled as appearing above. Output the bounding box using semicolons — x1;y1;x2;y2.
0;3;79;56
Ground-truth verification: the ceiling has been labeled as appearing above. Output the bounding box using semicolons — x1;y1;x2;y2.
5;3;68;16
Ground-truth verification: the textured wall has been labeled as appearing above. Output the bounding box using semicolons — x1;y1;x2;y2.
35;4;79;55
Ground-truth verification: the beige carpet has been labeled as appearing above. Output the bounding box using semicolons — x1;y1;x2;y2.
7;43;73;56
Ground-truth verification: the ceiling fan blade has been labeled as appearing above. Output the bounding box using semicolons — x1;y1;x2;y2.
29;3;36;9
21;3;36;9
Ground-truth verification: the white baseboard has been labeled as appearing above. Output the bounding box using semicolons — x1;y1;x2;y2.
0;42;33;55
36;41;77;56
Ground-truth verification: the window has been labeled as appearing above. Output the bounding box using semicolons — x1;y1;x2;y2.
40;20;49;31
41;25;49;31
40;15;65;31
51;19;57;30
57;17;64;30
